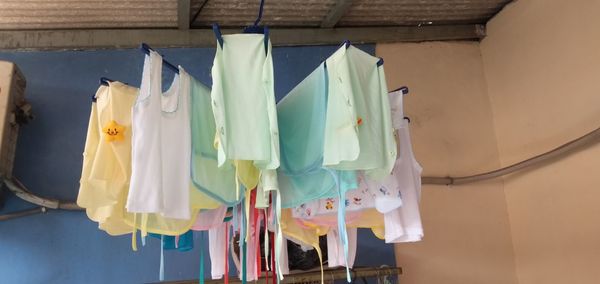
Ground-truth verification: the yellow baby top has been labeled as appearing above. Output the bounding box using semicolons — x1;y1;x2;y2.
78;81;216;237
77;82;138;236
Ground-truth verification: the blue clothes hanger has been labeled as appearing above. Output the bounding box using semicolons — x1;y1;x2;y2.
92;77;114;102
388;86;411;122
342;40;383;66
390;86;409;95
212;0;269;55
243;0;265;34
323;40;385;69
139;43;180;74
99;77;113;86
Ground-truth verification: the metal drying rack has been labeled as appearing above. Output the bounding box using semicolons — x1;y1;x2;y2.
155;266;402;284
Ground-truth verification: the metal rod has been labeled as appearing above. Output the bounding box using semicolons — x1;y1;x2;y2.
3;177;82;211
190;0;209;27
139;43;180;74
422;126;600;185
0;207;46;221
253;0;265;26
157;266;402;284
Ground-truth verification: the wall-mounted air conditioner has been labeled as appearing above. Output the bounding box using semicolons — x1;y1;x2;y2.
0;61;78;220
0;61;30;180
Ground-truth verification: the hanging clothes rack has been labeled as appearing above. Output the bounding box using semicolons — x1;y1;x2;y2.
155;266;402;284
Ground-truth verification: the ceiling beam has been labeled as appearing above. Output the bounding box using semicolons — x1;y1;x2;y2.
190;0;210;27
0;25;485;51
178;0;191;30
321;0;354;28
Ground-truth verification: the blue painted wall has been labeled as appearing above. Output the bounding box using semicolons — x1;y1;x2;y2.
0;45;395;283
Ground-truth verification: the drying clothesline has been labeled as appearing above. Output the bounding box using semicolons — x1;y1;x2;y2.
73;37;412;284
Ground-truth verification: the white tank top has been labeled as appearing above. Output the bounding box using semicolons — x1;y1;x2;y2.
127;50;191;220
384;90;423;243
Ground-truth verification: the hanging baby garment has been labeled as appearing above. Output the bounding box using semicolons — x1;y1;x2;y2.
210;26;279;195
191;206;228;231
209;221;228;280
77;81;138;236
295;208;385;240
323;45;396;181
127;50;191;220
292;172;381;219
277;63;358;208
190;77;240;206
211;26;284;281
292;175;386;240
327;228;357;268
125;52;200;237
380;89;423;243
302;89;423;244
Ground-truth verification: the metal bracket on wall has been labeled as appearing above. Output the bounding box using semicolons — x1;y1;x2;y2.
422;126;600;185
0;177;82;221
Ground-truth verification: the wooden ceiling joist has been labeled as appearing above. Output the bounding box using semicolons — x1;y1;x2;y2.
178;0;191;30
320;0;354;28
0;25;485;51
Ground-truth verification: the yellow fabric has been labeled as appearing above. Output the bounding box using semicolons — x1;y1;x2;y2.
298;209;385;240
234;160;260;190
78;82;206;237
190;183;221;210
280;209;322;249
214;133;260;190
280;209;325;283
77;82;138;236
123;209;199;236
214;132;260;193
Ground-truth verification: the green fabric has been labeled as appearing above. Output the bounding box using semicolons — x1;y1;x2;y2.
277;64;358;208
210;33;280;171
323;45;397;180
190;78;240;206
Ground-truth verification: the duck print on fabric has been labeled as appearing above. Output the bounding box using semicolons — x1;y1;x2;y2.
325;198;335;210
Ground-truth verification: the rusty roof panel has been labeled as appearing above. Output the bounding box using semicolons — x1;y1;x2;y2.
0;0;512;30
338;0;512;26
0;0;177;30
192;0;336;27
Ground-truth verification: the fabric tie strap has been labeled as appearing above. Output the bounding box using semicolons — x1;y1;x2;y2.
199;232;205;284
159;235;165;281
225;222;229;284
131;213;138;251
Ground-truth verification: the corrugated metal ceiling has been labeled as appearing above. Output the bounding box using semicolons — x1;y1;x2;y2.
0;0;512;30
191;0;338;27
338;0;512;26
0;0;177;30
